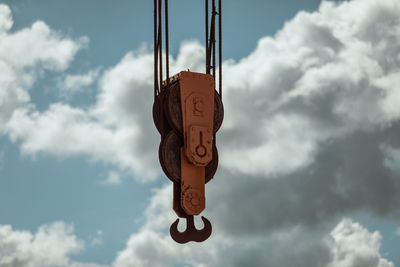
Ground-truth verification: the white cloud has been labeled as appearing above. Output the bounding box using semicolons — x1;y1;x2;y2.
89;230;104;247
102;171;122;185
0;5;13;35
0;19;87;72
0;222;106;267
220;0;400;176
327;218;394;267
396;227;400;236
0;4;155;181
0;5;209;182
2;39;203;181
7;103;119;158
0;3;87;132
58;69;100;97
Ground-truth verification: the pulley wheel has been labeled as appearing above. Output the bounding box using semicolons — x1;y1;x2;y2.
152;90;165;134
159;130;218;183
165;81;224;135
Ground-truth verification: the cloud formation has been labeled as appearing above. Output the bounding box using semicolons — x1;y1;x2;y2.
327;219;394;267
113;184;394;267
0;222;105;267
220;0;400;176
102;171;122;185
5;0;400;184
58;69;100;97
112;0;400;265
1;0;400;265
1;21;205;181
0;4;87;131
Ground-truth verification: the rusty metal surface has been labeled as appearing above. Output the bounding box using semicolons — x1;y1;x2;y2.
166;81;224;135
173;181;187;218
180;147;205;215
180;71;214;165
179;71;214;217
165;81;182;134
159;130;218;183
170;215;212;244
159;130;182;183
187;125;213;166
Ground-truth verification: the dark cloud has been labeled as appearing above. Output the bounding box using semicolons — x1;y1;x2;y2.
210;128;400;237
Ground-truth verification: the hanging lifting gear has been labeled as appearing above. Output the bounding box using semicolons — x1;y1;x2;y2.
153;0;223;243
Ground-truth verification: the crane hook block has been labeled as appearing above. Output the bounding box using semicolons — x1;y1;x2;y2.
153;0;223;244
154;70;221;242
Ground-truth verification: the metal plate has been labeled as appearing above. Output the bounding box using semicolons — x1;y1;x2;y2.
158;130;218;183
165;81;224;135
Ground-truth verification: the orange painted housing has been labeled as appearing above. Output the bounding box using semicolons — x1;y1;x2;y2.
179;71;215;215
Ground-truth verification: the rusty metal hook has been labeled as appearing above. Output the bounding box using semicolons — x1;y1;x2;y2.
170;215;212;243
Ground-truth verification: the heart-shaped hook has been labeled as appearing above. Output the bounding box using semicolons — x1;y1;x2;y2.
170;215;212;243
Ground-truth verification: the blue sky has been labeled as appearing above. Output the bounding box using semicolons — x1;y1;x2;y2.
1;0;400;266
